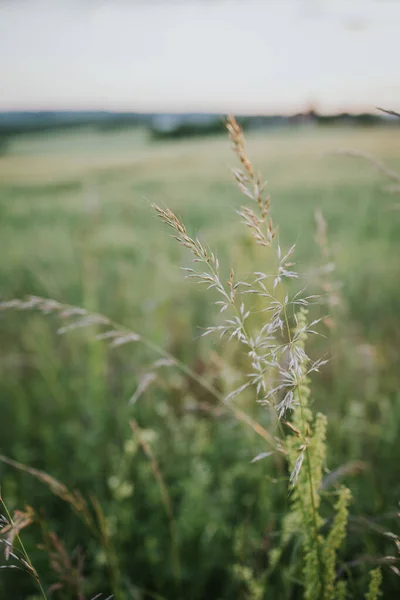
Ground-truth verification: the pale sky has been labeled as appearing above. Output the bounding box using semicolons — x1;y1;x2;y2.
1;0;399;114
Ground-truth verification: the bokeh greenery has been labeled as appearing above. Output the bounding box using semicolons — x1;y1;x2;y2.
0;125;399;599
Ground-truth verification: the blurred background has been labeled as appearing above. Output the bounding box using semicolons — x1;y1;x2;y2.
1;1;400;599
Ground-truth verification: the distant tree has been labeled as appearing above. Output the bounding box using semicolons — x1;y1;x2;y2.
0;135;8;156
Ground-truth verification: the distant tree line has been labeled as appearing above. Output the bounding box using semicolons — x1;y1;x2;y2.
0;110;394;148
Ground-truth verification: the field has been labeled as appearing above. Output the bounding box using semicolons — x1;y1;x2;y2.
0;124;399;599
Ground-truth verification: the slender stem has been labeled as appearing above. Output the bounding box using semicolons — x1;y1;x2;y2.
0;497;48;600
282;304;324;597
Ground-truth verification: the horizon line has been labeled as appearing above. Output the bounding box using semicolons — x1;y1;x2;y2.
0;104;387;117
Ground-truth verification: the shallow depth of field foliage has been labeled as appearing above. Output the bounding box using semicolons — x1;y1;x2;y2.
0;123;399;599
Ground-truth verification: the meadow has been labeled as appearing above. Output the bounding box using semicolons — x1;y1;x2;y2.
0;122;399;599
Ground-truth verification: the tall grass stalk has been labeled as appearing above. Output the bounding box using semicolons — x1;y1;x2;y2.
0;494;48;599
0;296;276;448
0;458;122;600
152;116;367;598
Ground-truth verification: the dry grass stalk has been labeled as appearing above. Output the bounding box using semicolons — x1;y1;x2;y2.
0;505;34;562
0;454;94;531
377;107;400;119
0;294;276;448
0;496;47;599
227;115;277;247
333;149;400;185
0;456;123;599
313;209;344;329
334;112;400;209
42;531;85;599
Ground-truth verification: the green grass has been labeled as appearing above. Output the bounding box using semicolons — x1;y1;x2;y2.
0;124;399;599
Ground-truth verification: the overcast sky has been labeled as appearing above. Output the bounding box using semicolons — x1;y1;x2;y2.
1;0;399;114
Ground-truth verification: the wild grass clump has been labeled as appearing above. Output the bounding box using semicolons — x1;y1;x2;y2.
0;117;398;598
153;116;386;599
